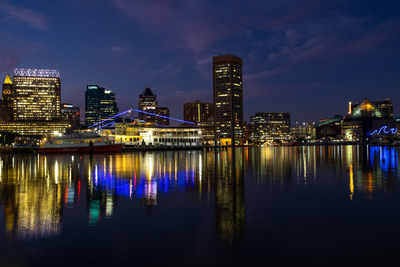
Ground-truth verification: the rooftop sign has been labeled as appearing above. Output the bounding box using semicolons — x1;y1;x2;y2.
14;68;60;78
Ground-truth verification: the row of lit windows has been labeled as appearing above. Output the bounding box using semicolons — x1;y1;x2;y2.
154;138;199;143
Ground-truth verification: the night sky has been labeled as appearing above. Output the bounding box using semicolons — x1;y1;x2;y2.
0;0;399;123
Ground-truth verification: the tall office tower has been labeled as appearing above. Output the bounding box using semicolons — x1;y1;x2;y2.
12;69;61;121
138;87;157;112
61;103;81;130
183;100;214;125
0;69;70;135
213;55;243;145
138;87;169;126
1;74;13;121
85;85;117;126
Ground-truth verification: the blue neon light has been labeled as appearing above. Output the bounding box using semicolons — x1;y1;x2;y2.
133;109;194;125
89;109;132;128
369;126;397;136
95;120;116;129
89;108;195;128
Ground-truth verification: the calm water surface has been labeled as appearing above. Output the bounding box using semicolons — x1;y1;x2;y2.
0;146;399;266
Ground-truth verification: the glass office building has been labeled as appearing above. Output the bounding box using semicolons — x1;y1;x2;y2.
85;85;117;126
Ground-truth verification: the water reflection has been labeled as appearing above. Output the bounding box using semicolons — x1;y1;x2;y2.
0;155;64;240
215;148;245;246
0;146;399;242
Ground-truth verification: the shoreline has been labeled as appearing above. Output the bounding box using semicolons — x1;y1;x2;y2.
2;143;400;154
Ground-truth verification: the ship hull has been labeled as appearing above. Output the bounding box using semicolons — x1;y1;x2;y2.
39;144;122;153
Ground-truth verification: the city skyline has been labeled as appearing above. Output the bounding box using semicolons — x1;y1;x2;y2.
0;1;399;122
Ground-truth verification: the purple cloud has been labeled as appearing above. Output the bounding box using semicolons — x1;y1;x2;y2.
111;45;131;54
245;15;400;82
109;0;321;54
2;2;49;30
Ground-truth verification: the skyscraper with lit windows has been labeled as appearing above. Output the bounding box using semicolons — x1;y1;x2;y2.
12;68;61;121
213;55;243;145
138;87;169;126
85;85;117;126
1;74;13;121
0;69;71;135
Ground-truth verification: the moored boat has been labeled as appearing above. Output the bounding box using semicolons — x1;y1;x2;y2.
39;132;122;153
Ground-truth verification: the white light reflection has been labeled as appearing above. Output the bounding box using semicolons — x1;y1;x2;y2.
54;161;59;184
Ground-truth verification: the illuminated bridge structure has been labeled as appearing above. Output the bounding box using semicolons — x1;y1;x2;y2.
89;108;195;130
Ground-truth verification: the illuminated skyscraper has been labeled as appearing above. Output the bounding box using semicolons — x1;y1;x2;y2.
213;55;243;145
0;69;70;135
1;74;13;120
138;87;157;112
85;85;117;126
1;74;13;121
12;69;61;121
138;87;169;126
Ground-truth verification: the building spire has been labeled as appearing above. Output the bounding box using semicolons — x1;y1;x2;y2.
4;74;12;85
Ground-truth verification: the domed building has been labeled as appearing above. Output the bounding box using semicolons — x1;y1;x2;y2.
343;99;397;142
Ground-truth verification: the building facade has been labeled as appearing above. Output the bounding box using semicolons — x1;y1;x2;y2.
85;85;117;126
343;99;396;142
1;74;13;121
12;69;61;121
291;122;315;139
183;100;214;125
350;98;394;118
138;87;169;126
0;69;71;136
100;122;202;147
249;112;291;143
61;103;81;130
183;100;214;144
213;55;243;145
0;121;70;136
315;116;343;140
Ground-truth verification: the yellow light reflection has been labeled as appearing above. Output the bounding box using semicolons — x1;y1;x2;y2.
349;164;354;200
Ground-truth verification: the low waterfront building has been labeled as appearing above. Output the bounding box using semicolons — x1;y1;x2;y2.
315;116;343;140
316;99;397;142
100;122;202;147
349;98;394;118
249;112;291;144
291;122;315;139
0;121;71;136
343;99;396;142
